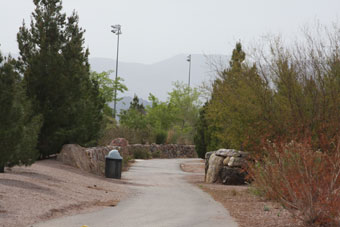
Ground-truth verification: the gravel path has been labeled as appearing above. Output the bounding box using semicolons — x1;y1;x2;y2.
34;159;238;227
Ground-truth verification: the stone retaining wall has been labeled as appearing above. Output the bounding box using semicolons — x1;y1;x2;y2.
57;143;196;176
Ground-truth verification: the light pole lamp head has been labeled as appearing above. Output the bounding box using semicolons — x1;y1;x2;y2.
187;54;191;62
111;24;122;35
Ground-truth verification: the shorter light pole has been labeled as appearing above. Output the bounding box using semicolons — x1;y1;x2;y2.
111;24;122;119
187;54;192;88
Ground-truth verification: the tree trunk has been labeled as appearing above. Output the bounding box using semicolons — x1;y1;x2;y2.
0;164;4;173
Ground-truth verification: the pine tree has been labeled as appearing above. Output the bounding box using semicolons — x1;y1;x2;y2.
205;42;271;151
0;50;42;172
130;95;146;114
119;95;147;129
17;0;104;157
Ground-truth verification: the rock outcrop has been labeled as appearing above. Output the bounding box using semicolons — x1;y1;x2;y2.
205;149;249;185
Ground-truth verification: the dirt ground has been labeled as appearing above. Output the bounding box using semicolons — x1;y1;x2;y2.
181;159;300;227
0;159;128;227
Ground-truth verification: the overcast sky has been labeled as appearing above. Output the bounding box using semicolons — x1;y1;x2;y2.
1;0;339;64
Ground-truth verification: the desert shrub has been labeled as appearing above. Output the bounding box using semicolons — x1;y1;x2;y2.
250;139;340;226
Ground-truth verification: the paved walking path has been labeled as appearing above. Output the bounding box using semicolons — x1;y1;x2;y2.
34;159;238;227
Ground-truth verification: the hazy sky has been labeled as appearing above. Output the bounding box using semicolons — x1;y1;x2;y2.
1;0;339;64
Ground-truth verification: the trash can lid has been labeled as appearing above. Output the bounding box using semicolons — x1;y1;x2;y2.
106;150;123;160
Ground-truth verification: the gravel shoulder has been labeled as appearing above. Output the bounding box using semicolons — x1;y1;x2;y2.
0;159;128;227
181;159;298;227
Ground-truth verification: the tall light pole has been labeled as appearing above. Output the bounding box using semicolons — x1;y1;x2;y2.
187;54;192;88
111;24;122;119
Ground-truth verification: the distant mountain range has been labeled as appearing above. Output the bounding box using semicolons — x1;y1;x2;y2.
89;54;229;101
4;52;229;112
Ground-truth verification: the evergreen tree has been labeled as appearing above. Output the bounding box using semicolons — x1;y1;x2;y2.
119;95;147;129
0;50;42;172
194;102;221;158
130;95;146;114
205;42;271;151
194;104;209;158
17;0;104;157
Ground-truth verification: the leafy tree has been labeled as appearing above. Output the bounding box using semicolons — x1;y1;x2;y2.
0;51;42;172
167;81;202;144
114;84;201;145
146;94;174;131
144;94;175;144
90;70;127;117
17;0;104;157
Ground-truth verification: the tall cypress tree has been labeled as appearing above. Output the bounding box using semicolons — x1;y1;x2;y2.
0;50;42;172
17;0;104;157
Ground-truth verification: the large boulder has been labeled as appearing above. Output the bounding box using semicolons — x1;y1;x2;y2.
205;149;250;185
215;149;241;157
57;144;89;170
205;151;214;160
227;157;246;167
205;153;224;183
220;167;247;185
204;151;214;177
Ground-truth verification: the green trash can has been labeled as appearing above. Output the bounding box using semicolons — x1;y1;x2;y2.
105;150;123;179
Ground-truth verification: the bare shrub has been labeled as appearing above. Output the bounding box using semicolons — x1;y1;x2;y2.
250;139;340;226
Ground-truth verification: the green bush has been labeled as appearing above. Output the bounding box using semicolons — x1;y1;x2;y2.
155;131;167;144
129;146;151;159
